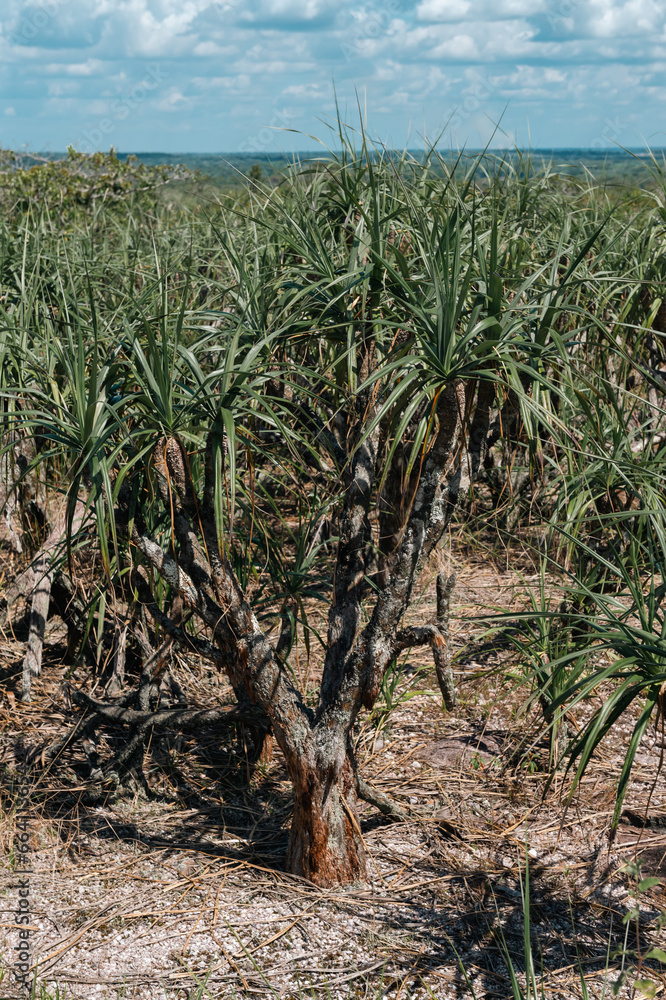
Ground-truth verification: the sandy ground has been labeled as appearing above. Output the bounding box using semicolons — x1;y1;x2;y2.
1;551;666;999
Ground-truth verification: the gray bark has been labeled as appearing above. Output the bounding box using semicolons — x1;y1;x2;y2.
14;500;86;701
21;553;53;702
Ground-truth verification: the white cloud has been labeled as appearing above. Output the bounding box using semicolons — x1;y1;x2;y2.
45;59;104;76
429;33;479;59
0;0;664;151
494;0;546;13
256;0;337;18
192;72;253;93
495;64;568;100
416;0;545;20
282;82;325;96
584;0;666;38
155;87;189;110
4;105;16;115
415;0;471;21
193;40;229;56
400;18;537;61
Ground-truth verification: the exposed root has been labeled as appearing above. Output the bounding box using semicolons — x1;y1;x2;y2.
36;684;270;799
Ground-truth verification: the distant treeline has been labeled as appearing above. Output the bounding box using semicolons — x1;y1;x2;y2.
2;146;665;188
115;147;666;187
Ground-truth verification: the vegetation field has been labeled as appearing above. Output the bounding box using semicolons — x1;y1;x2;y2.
1;131;666;999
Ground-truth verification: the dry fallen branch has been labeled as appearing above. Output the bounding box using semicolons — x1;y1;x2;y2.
69;688;268;732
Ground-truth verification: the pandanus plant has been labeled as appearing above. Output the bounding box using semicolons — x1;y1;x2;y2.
1;130;601;885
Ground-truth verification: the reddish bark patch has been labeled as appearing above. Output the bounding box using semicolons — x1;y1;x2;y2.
286;755;366;887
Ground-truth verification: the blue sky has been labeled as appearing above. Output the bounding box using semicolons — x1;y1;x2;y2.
1;0;664;153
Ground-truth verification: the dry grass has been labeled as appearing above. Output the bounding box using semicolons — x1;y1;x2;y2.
1;544;666;999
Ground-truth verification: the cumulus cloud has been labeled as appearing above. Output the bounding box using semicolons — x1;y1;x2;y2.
248;0;339;19
3;1;106;50
155;87;189;110
45;58;105;75
0;0;663;150
415;0;471;22
416;0;546;20
584;0;666;38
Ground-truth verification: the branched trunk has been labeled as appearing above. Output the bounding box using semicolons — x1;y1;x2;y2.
124;435;365;883
109;383;487;884
97;388;490;886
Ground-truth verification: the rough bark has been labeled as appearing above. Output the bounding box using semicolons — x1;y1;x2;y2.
319;421;378;709
0;427;43;555
21;553;53;702
376;444;422;590
7;499;87;701
286;744;365;886
435;572;456;711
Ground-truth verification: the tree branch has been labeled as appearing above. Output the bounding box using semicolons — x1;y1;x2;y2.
391;577;457;712
355;380;466;710
356;774;407;821
319;420;379;709
130;497;313;758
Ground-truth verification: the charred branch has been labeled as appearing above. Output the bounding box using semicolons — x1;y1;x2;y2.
435;571;456;711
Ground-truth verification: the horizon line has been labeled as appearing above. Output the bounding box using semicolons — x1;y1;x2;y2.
7;147;665;158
